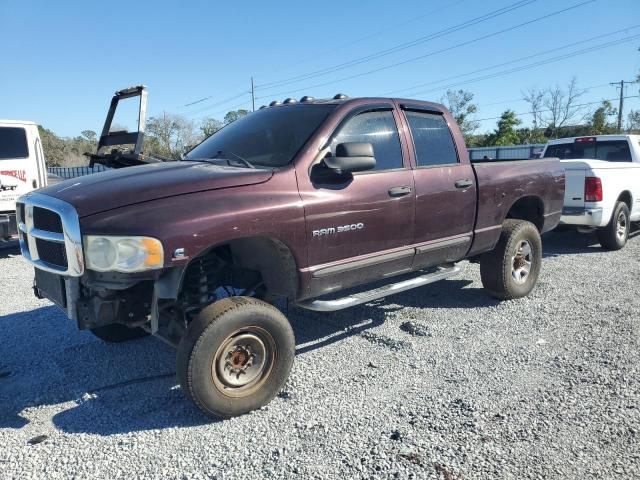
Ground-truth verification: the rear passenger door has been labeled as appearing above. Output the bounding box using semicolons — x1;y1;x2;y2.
400;107;477;269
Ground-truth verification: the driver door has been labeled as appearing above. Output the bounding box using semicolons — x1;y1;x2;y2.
297;106;415;298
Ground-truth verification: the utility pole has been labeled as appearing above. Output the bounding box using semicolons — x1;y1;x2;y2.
251;77;255;112
610;79;638;132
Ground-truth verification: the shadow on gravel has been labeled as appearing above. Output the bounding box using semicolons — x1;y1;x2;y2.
290;278;497;355
0;244;20;259
542;225;640;257
0;305;213;435
1;272;495;434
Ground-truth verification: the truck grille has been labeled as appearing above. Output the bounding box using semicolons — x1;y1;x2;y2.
35;238;68;268
16;193;84;277
33;206;64;233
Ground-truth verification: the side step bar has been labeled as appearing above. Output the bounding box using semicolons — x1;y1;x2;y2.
296;265;461;312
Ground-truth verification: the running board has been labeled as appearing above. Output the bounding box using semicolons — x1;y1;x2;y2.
296;265;461;312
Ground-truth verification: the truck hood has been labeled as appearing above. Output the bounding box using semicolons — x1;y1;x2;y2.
38;161;274;217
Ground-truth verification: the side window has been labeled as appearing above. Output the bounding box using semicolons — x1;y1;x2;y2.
0;127;29;160
595;141;632;162
331;110;404;171
405;111;458;167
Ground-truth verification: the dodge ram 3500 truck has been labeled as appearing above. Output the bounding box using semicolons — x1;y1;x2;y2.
542;135;640;250
17;96;564;418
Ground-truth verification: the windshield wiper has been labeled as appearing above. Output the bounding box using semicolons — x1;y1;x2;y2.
212;149;255;169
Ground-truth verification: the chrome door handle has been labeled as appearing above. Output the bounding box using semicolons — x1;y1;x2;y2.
454;179;473;189
388;186;412;197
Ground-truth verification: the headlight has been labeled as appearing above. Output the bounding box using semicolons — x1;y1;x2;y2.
83;235;164;273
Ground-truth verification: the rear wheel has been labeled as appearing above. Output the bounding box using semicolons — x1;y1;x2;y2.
90;324;149;343
177;297;294;419
480;219;542;300
596;201;629;251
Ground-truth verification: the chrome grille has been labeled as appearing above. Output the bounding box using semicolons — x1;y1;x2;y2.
33;206;64;233
16;193;84;277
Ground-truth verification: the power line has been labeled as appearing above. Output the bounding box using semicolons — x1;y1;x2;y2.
178;0;472;111
188;99;253;120
273;0;471;72
254;0;596;101
257;0;538;90
380;25;640;96
403;34;640;98
473;95;640;123
180;90;250;114
611;79;639;131
476;82;611;108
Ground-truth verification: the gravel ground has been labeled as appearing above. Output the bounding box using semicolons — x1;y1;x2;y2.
1;229;639;479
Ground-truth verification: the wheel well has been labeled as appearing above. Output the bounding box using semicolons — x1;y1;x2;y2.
505;196;544;231
618;191;632;209
178;237;299;306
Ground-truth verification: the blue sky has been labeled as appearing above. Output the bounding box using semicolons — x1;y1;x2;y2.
1;0;639;137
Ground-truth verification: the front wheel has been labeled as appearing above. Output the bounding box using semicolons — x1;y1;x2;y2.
596;201;629;251
176;297;295;419
480;219;542;300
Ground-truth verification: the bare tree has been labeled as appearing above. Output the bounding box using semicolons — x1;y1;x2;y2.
145;112;201;159
522;87;544;130
522;78;586;138
542;78;586;138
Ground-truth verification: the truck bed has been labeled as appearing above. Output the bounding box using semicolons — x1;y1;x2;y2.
468;158;565;256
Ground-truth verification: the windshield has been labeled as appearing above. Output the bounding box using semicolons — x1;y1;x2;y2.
186;104;336;167
543;140;632;162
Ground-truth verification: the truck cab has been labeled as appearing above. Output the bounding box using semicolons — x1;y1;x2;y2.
542;135;640;250
0;120;48;241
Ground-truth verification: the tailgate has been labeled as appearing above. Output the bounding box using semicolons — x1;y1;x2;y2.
560;161;586;209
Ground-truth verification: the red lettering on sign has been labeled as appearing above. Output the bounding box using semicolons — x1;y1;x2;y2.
0;170;27;182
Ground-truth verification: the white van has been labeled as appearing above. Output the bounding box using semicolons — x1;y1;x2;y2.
0;120;48;241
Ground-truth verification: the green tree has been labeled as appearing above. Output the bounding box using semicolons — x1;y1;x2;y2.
515;127;546;145
223;109;249;125
201;117;224;138
80;130;97;142
484;110;522;146
441;89;479;143
627;110;640;133
589;100;617;135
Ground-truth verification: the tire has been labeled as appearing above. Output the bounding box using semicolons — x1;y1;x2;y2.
596;201;629;251
176;296;295;419
90;324;149;343
480;219;542;300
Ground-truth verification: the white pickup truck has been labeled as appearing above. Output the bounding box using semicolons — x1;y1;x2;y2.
0;120;49;241
541;134;640;250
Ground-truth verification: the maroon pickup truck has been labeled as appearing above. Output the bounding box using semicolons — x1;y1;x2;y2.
17;96;564;418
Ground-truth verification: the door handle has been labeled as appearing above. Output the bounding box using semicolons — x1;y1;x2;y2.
388;186;412;197
454;179;473;189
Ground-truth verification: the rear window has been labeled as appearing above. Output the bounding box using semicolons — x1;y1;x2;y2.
404;111;458;167
544;140;632;162
0;127;29;160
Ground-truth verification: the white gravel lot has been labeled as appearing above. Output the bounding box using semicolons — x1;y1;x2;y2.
1;229;639;479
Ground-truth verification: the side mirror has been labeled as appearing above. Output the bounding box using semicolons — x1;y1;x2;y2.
323;142;376;174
